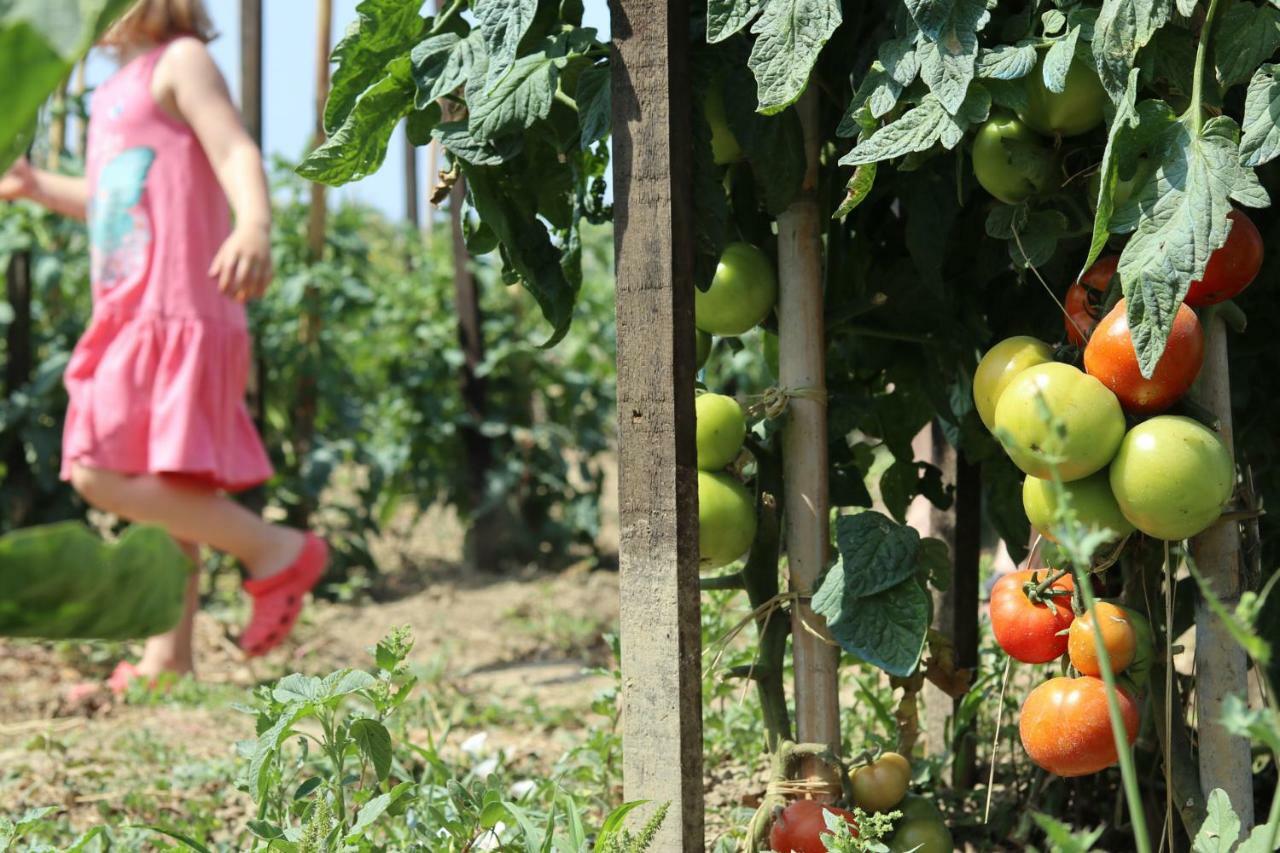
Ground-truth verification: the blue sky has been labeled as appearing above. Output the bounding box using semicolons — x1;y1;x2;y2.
85;0;611;221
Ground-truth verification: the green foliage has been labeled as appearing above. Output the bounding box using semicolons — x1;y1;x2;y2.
0;522;191;640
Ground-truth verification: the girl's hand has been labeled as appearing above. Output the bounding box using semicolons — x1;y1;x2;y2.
0;157;34;201
210;221;272;302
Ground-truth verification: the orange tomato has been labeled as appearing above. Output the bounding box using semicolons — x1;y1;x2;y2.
1068;601;1137;676
1019;676;1140;777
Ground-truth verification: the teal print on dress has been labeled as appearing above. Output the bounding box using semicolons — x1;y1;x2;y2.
90;146;155;254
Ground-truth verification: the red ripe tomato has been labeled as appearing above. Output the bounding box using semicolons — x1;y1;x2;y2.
1185;210;1263;306
770;800;858;853
990;569;1075;663
1064;255;1116;345
1019;676;1140;776
1084;298;1203;414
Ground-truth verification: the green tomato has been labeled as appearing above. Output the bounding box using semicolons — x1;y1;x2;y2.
704;82;743;166
888;795;954;853
1109;416;1235;540
698;471;756;570
972;114;1054;204
1022;471;1135;542
973;336;1054;431
1019;54;1107;138
695;392;746;471
994;362;1126;482
696;330;712;371
695;242;777;337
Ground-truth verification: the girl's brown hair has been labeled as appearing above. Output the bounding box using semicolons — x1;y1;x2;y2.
100;0;217;47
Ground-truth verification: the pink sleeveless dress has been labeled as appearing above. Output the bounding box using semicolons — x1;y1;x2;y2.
61;40;273;492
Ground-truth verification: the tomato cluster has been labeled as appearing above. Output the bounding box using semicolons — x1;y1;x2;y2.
693;243;777;570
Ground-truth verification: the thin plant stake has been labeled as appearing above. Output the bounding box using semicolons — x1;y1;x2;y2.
1165;540;1175;845
984;655;1013;824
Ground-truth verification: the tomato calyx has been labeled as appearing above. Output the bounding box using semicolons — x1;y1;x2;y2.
1020;567;1073;613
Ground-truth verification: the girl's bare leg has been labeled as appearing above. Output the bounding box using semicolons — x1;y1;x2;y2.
134;541;201;678
69;464;304;579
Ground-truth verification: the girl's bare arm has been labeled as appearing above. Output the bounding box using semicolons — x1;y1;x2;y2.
157;38;273;300
0;157;90;220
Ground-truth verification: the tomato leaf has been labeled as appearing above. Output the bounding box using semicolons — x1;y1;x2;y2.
433;120;524;166
1118;114;1267;378
977;42;1039;80
1194;789;1243;853
474;0;537;86
814;572;931;677
467;51;559;139
841;85;991;166
903;0;954;41
916;0;988;113
298;57;415;186
1030;813;1106;852
1241;64;1280;167
411;31;484;108
0;523;193;640
1212;2;1280;91
881;35;921;88
575;64;611;150
748;0;842;115
325;0;426;135
1082;70;1144;273
1042;26;1080;94
723;64;805;215
829;511;921;597
1093;0;1172;98
707;0;761;44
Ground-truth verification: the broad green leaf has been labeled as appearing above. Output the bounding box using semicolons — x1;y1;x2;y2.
325;0;426;134
136;827;215;853
917;0;988;113
474;0;537;85
575;64;610;149
322;668;378;699
1042;9;1068;35
1081;69;1143;273
1220;694;1280;754
1043;26;1080;94
412;31;483;108
813;575;930;677
297;57;414;186
0;0;136;173
834;163;876;220
1194;789;1242;853
1213;2;1280;90
461;162;576;346
1030;813;1104;852
405;101;443;146
273;674;324;703
903;0;953;40
748;0;842;114
919;537;951;591
1118;115;1266;377
830;511;921;597
1178;0;1198;14
433;120;524;166
880;36;920;87
468;51;558;139
0;523;192;640
977;43;1039;80
841;86;990;165
350;718;393;781
1236;825;1280;853
1241;64;1280;166
345;793;394;841
1093;0;1173;98
707;0;761;43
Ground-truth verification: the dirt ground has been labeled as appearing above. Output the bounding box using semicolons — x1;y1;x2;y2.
0;503;621;836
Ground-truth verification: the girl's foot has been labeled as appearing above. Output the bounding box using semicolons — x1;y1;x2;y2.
240;533;328;657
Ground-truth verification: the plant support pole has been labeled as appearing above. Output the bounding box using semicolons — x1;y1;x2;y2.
1191;309;1254;827
610;0;704;848
779;87;841;768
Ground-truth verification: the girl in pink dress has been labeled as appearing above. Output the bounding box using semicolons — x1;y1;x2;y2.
0;0;327;687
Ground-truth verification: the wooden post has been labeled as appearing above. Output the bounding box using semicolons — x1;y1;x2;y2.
239;0;263;146
915;426;955;758
307;0;331;259
3;250;34;527
779;87;841;769
611;1;704;848
1191;311;1253;827
47;78;69;170
950;452;980;787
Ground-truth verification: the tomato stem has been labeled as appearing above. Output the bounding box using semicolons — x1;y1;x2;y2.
1024;567;1070;603
1189;0;1223;135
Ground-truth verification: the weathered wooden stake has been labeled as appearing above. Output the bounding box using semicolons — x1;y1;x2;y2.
403;125;419;229
611;1;704;847
779;87;841;769
307;0;331;259
1191;310;1253;827
239;0;267;442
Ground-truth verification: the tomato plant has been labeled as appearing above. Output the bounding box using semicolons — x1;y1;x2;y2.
769;800;857;853
1185;210;1264;307
1084;299;1203;414
1064;255;1116;345
1020;676;1140;777
990;569;1076;664
849;751;910;813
